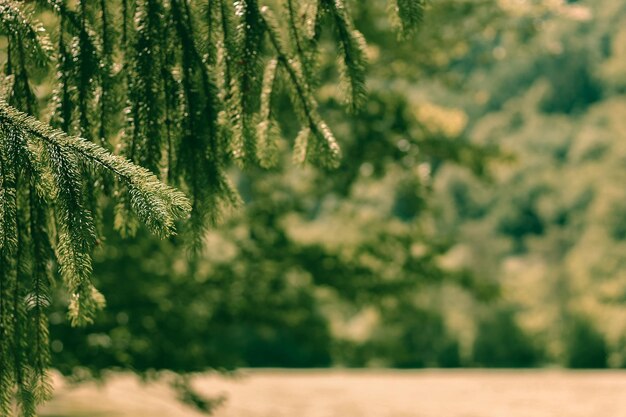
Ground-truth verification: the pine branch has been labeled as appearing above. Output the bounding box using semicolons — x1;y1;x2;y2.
0;0;52;68
98;0;116;146
0;112;19;417
0;97;191;415
27;186;54;404
0;101;191;236
231;0;265;164
260;6;341;168
285;0;319;85
257;57;281;168
322;0;368;112
390;0;426;38
171;0;240;251
125;0;167;173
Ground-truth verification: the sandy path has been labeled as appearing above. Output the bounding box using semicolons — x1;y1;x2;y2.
41;370;626;417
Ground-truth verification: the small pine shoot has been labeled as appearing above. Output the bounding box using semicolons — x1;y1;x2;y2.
389;0;426;39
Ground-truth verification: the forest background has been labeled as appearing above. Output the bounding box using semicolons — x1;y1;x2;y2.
2;0;626;408
55;0;626;372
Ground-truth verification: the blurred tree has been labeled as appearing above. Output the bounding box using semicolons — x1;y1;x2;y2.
473;307;543;368
565;315;608;369
433;0;626;368
367;301;462;368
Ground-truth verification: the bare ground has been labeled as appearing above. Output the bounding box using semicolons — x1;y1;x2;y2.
40;370;626;417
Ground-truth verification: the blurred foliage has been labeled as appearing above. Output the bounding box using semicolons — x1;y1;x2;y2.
564;315;608;369
46;0;626;386
367;302;462;368
473;307;543;368
433;0;626;368
46;0;511;379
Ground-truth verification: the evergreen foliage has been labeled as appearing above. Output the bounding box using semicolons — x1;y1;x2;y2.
0;0;425;414
0;100;190;415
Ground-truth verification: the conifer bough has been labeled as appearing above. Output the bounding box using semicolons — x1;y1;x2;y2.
0;99;191;415
0;0;425;414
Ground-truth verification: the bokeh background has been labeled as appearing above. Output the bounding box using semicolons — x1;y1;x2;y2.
12;0;626;415
48;0;626;373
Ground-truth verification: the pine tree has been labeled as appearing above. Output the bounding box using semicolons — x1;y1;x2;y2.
0;0;425;415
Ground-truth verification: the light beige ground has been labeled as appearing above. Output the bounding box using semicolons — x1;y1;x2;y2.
41;370;626;417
